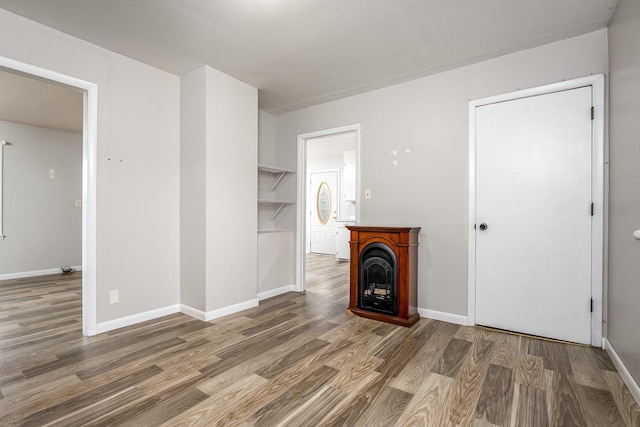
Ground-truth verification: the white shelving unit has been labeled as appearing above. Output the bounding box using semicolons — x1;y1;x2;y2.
258;164;295;232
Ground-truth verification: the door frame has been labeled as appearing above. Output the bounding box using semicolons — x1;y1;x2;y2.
0;55;99;336
307;168;340;254
296;124;361;292
467;75;605;347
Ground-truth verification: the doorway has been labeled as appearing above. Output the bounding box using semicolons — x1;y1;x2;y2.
296;124;360;291
468;75;604;346
0;56;98;336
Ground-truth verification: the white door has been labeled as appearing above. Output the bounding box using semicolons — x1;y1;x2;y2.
310;171;338;255
475;86;593;344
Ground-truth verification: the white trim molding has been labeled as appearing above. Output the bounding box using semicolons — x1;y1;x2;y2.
418;308;468;326
96;304;180;335
181;298;259;322
296;124;361;293
604;339;640;406
258;284;296;301
0;265;83;281
0;140;6;240
467;75;605;347
0;55;99;337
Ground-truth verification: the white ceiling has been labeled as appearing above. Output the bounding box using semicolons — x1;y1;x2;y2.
307;131;357;159
0;68;83;133
0;0;618;116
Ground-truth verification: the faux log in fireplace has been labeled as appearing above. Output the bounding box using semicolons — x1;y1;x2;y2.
346;226;420;327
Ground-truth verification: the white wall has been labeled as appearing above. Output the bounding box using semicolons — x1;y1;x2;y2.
180;65;258;315
205;66;258;311
608;0;640;385
275;30;609;317
0;121;81;275
259;111;277;167
0;9;181;324
180;67;207;311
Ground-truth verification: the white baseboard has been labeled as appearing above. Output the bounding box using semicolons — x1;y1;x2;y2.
604;338;640;406
179;304;207;321
0;265;83;281
258;284;296;301
418;308;468;326
181;298;259;322
96;304;180;334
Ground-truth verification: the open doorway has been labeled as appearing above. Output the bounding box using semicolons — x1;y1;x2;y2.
0;69;83;276
296;124;360;291
0;56;98;336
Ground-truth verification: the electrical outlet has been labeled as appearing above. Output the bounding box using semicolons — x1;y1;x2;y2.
49;169;56;179
75;200;83;207
109;290;119;304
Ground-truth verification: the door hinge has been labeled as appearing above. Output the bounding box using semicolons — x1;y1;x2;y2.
591;203;594;216
590;298;593;313
591;106;595;120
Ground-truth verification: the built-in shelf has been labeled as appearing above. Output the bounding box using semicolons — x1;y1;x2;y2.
258;199;295;221
258;164;296;223
258;164;295;192
258;229;291;234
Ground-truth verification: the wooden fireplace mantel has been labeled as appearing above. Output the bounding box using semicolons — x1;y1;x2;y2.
346;225;421;327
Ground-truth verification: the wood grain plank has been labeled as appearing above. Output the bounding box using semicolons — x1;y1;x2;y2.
544;369;587;427
16;365;163;426
329;354;384;393
433;338;473;378
566;344;609;391
575;383;626;427
476;364;514;426
353;385;413;427
49;387;146;427
515;353;544;389
277;384;347;426
318;372;388;426
489;333;520;370
602;369;640;427
160;374;269;427
523;338;573;375
247;365;340;426
390;320;461;394
435;339;494;426
395;372;454;427
255;338;330;379
515;384;549;427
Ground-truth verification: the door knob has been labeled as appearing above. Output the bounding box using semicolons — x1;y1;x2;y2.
479;223;488;231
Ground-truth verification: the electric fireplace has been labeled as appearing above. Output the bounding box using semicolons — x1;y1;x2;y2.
346;226;420;327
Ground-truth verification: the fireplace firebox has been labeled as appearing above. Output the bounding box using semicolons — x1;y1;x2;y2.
359;243;397;316
347;226;420;327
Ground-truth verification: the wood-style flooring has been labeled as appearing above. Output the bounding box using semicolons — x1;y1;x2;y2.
1;255;639;426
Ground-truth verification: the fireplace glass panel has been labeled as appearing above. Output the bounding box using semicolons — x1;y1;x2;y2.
359;243;397;316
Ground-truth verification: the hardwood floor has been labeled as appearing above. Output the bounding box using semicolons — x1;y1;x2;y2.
1;255;639;426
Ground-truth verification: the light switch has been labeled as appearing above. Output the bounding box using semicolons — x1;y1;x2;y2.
364;189;372;199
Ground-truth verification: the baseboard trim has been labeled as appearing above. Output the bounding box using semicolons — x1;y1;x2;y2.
604;338;640;406
96;304;180;334
258;284;296;301
181;298;259;322
0;265;83;281
418;308;468;326
179;304;207;321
